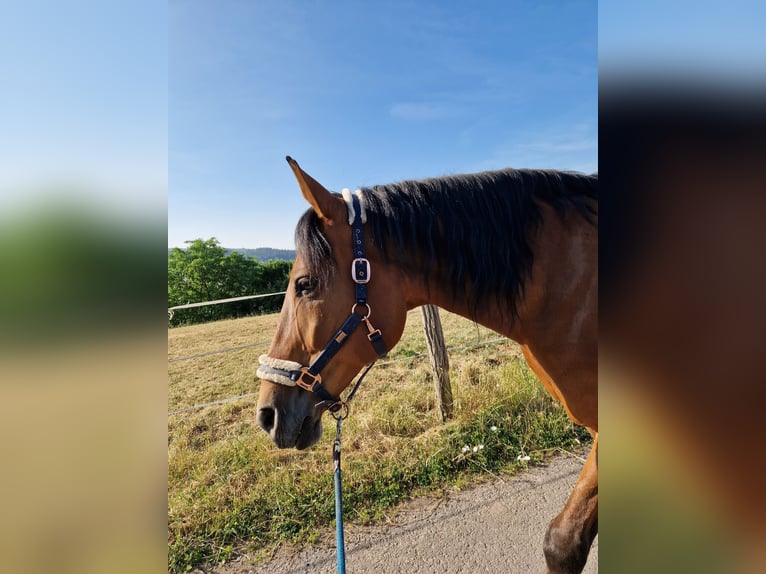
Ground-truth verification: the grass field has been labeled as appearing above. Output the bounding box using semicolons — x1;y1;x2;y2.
168;308;591;572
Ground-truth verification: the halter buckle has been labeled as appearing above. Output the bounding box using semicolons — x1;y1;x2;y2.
351;258;371;284
296;368;322;392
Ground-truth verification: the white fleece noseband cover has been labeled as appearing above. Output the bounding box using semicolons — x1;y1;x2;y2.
256;354;302;387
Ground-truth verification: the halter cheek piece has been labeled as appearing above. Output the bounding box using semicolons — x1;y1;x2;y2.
257;192;388;413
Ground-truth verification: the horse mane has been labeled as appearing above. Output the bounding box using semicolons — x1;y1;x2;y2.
295;168;597;321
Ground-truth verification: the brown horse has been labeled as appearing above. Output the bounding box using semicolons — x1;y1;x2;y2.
256;157;598;573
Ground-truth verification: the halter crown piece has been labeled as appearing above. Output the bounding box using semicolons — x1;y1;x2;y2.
256;190;387;413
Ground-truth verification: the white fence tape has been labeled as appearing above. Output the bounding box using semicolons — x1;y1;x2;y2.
168;291;286;319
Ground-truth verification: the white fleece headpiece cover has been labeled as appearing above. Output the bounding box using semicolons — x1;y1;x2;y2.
341;188;367;225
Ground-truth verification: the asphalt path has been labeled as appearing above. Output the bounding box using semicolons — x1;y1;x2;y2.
203;453;598;574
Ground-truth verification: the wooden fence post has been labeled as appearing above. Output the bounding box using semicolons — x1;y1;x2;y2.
420;304;453;421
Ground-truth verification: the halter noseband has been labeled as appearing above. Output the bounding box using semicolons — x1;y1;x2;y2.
256;191;388;413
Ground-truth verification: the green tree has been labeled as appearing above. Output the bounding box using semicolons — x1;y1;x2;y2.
168;238;292;326
253;259;292;314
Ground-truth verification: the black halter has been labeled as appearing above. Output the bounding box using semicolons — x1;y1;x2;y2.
257;194;388;412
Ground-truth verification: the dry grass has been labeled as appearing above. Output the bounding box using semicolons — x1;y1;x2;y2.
168;309;590;572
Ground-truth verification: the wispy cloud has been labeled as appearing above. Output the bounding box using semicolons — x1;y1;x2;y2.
474;122;597;174
388;101;457;121
515;136;597;154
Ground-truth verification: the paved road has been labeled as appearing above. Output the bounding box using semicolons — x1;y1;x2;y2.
205;454;597;574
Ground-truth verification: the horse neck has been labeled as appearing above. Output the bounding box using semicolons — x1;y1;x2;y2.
389;232;524;340
395;201;594;344
399;262;524;340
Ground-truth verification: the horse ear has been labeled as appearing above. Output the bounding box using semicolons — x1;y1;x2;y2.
286;156;343;223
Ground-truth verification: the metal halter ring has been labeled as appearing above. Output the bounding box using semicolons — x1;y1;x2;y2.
351;303;371;319
330;402;350;421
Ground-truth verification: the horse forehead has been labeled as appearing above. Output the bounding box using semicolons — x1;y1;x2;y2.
290;253;307;275
324;221;353;251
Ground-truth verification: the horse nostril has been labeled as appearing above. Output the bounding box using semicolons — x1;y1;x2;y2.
257;407;276;433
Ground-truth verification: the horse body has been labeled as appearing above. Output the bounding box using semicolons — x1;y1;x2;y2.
256;158;598;573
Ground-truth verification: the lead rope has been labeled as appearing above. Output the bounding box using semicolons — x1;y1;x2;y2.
329;360;375;574
333;416;346;574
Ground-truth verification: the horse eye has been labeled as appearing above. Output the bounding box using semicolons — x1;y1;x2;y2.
295;277;317;296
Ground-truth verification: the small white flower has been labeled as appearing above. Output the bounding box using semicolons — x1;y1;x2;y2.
490;426;498;432
516;455;531;462
461;445;470;453
472;446;479;452
478;444;484;450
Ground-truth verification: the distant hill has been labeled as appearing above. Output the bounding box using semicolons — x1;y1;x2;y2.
168;246;295;262
226;247;295;261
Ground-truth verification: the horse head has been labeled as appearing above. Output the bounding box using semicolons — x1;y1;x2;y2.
255;157;408;449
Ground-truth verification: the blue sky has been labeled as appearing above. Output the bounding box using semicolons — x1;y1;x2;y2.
170;0;597;249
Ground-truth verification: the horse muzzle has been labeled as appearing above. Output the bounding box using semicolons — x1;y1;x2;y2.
256;383;324;449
